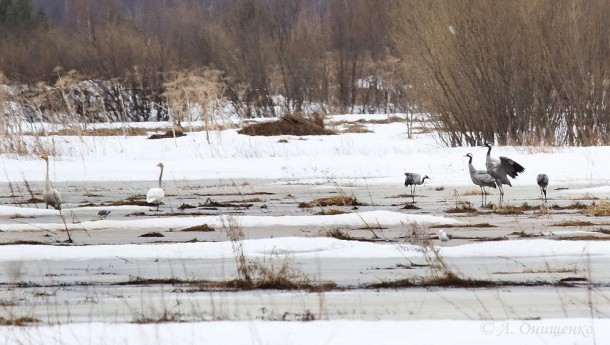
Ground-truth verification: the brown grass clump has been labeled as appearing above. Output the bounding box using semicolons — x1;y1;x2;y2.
494;205;525;215
315;208;350;215
550;202;587;210
322;228;352;240
139;232;165;238
109;196;149;207
462;189;483;196
582;201;610;216
238;114;336;136
430;223;496;229
341;123;372;133
445;201;478;214
0;316;40;326
401;203;421;210
47;127;152;137
181;224;215;232
551;220;594;227
178;203;196;210
299;196;363;208
510;231;539;238
148;130;187;139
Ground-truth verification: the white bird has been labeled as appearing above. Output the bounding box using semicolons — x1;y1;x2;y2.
438;230;450;245
484;143;525;203
40;154;62;210
146;163;165;211
404;172;430;202
537;173;549;203
465;153;496;206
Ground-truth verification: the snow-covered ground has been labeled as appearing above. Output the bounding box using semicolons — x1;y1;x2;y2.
1;114;609;186
1;115;609;344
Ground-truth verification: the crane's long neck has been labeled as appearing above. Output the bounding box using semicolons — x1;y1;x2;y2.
158;166;164;188
486;145;492;157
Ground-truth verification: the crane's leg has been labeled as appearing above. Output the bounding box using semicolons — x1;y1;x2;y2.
480;186;484;207
411;185;416;203
543;189;547;203
498;184;504;204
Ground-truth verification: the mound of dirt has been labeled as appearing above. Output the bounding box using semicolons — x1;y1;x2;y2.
147;130;186;139
238;114;335;136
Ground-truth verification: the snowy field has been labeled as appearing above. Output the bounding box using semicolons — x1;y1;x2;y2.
1;114;609;344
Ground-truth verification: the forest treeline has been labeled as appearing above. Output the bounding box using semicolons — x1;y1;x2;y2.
0;0;608;146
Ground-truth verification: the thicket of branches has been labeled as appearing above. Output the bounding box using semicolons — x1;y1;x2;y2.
398;0;610;146
0;0;608;146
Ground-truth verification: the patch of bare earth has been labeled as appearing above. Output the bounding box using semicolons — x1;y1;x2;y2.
238;113;335;136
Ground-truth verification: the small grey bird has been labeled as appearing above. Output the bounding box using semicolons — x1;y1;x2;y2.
404;172;430;202
465;153;496;206
484;143;525;203
95;210;111;220
537;174;549;203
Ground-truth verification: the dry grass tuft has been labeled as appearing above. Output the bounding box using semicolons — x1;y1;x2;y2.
401;203;421;210
315;208;350;215
582;201;610;216
299;195;363;208
559;235;610;241
341;123;372;133
109;196;149;207
430;223;496;229
510;231;539;238
551;220;594;227
322;228;352;240
0;316;40;326
493;203;537;215
551;202;588;210
139;232;164;238
147;130;186;140
445;201;478;213
181;224;215;232
462;189;483;196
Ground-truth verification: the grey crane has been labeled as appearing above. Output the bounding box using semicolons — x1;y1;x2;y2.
537;173;549;203
95;210;111;220
404;172;430;202
465;153;496;206
484;143;525;203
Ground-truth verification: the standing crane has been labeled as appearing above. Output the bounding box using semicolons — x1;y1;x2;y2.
465;153;496;206
404;172;430;203
484;143;525;203
537;174;549;203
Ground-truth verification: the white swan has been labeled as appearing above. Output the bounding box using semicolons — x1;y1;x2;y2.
146;163;165;211
40;154;62;210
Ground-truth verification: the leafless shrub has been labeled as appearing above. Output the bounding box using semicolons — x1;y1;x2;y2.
162;68;225;142
397;1;610;146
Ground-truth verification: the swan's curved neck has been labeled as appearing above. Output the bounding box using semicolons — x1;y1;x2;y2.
45;159;51;188
158;166;164;188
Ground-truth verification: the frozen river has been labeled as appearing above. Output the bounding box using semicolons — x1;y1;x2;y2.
1;178;609;323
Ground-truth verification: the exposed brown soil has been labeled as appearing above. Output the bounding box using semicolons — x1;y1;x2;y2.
147;130;186;139
238;114;336;136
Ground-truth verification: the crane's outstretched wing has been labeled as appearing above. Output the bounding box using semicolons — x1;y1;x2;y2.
499;156;525;178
